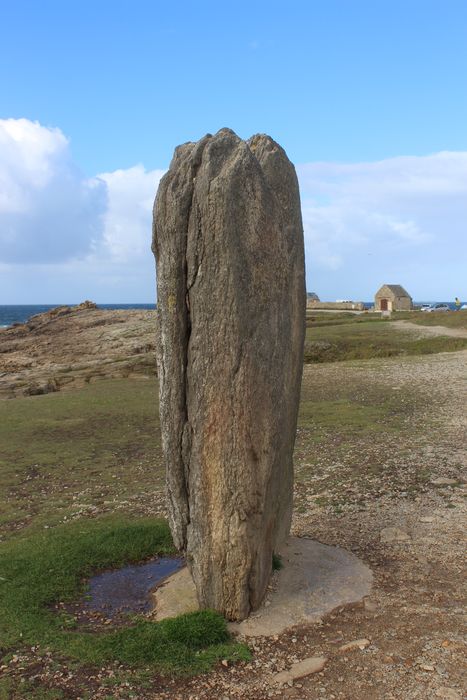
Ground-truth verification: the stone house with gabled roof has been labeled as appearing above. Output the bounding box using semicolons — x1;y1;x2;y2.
374;284;413;311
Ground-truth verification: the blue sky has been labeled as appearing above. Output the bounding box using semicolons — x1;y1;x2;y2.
1;0;466;302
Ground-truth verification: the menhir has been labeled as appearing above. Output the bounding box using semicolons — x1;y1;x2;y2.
152;128;306;620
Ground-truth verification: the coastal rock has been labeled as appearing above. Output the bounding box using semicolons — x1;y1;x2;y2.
152;128;306;620
0;304;156;398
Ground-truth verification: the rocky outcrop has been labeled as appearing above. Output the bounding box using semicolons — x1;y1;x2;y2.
0;305;156;398
153;128;306;620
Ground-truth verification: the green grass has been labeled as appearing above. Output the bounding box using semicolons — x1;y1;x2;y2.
304;319;467;362
306;311;387;328
0;517;249;673
0;378;164;533
0;680;65;700
297;373;420;439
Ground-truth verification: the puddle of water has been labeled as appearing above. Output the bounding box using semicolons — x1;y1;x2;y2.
84;557;183;618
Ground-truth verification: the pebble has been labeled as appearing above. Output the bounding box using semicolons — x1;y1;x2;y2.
380;527;411;543
339;639;371;652
419;516;435;523
431;477;457;486
270;657;327;685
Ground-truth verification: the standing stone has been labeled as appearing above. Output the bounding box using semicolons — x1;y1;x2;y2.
152;128;305;620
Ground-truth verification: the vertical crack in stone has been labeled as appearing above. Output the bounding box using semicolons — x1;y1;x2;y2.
178;141;210;546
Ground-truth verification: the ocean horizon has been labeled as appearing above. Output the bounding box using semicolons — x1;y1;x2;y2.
0;301;464;329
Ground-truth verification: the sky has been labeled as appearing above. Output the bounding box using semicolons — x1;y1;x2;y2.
0;0;466;303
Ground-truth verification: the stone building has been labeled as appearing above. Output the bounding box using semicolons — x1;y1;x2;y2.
374;284;412;311
306;292;320;307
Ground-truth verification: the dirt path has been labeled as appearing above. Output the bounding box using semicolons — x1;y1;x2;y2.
391;319;467;338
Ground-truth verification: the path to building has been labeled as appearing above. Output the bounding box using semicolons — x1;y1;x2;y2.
391;319;467;338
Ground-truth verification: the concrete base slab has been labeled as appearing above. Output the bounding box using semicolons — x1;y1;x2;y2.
151;537;372;637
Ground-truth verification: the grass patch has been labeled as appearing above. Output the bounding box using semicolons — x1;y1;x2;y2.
0;679;65;700
304;319;467;362
397;310;467;329
293;366;435;506
0;517;249;673
299;398;388;432
306;312;386;328
0;378;164;533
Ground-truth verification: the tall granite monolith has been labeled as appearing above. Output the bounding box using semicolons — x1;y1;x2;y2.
152;128;306;620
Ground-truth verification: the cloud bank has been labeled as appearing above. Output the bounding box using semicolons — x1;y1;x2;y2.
297;153;467;298
0;118;465;302
98;165;164;262
0;119;107;263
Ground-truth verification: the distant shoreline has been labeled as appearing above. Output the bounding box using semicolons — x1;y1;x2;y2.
0;301;464;329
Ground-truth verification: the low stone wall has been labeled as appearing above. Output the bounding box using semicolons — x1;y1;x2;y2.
307;301;365;311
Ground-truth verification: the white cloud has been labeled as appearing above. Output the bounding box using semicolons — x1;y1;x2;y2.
0;118;465;302
98;165;164;261
297;152;467;298
0;118;107;263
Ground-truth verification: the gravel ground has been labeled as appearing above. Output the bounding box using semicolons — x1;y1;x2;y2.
169;350;466;700
2;348;466;699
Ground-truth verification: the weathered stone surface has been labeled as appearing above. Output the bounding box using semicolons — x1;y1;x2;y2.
152;128;306;620
0;304;156;398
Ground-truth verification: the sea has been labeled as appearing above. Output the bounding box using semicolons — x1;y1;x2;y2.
0;301;464;329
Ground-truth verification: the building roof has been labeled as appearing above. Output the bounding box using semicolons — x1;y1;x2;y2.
377;284;411;298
